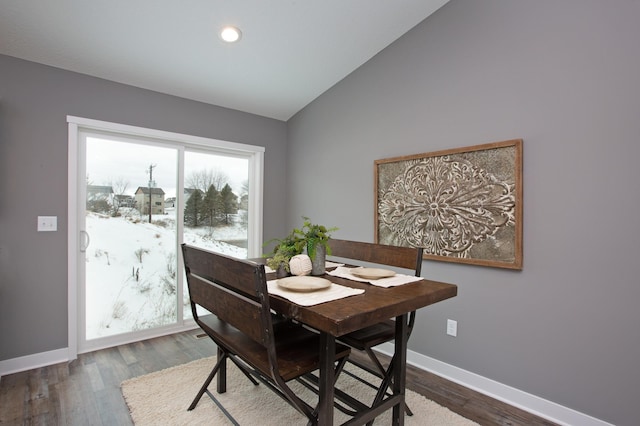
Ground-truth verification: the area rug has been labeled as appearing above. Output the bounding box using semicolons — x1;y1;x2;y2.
121;357;478;425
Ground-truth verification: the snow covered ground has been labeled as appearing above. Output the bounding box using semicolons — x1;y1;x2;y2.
85;208;247;339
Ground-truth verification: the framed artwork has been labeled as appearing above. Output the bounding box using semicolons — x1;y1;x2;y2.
375;139;523;270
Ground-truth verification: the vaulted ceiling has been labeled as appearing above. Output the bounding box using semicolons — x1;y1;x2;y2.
0;0;449;120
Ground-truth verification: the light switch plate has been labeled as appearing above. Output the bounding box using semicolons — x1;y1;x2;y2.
38;216;57;232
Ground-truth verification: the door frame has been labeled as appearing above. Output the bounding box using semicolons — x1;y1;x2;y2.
67;116;264;359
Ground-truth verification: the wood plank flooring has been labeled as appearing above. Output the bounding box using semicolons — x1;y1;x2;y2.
0;331;558;425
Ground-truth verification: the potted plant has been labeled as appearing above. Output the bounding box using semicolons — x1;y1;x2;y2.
294;217;338;275
264;232;305;277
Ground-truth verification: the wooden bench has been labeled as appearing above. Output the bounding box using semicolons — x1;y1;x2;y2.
181;244;351;423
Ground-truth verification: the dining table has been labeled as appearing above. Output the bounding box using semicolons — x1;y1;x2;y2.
253;258;458;426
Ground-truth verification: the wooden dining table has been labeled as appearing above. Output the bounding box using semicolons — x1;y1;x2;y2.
255;259;458;426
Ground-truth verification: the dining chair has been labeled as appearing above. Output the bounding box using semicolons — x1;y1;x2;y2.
181;244;351;424
327;238;423;417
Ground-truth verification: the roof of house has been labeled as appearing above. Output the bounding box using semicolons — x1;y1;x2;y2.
135;187;165;195
87;185;114;194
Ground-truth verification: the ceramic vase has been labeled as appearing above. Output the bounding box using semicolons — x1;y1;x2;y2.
276;263;289;278
310;244;326;276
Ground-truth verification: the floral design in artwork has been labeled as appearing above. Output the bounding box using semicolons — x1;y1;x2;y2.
378;155;516;258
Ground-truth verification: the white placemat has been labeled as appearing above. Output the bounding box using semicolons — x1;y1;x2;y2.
328;266;423;288
267;279;364;306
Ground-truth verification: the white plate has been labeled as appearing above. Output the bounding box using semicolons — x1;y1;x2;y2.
277;276;332;292
350;267;396;280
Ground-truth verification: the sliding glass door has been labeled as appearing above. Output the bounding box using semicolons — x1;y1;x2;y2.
181;150;249;319
84;137;179;341
69;116;263;354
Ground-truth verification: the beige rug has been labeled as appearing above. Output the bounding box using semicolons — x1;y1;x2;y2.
121;357;478;425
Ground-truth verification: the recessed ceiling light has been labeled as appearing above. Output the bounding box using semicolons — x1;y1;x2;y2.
220;26;242;43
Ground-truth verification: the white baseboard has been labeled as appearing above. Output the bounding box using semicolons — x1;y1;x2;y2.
0;323;202;380
377;343;613;426
0;348;70;378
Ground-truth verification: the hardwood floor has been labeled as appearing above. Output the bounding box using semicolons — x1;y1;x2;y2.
0;331;558;425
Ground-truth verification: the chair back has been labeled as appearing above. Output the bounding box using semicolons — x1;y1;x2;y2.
181;244;271;347
328;239;423;276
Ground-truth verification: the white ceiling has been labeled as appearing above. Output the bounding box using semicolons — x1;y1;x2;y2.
0;0;449;121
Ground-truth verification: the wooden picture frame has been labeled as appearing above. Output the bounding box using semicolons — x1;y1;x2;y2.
375;139;523;270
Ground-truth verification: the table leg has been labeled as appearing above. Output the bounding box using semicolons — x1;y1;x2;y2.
318;332;336;426
392;314;408;426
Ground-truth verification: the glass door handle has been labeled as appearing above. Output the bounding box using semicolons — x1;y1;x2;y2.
80;230;91;252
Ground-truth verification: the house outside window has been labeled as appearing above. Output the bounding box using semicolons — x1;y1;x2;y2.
134;186;165;215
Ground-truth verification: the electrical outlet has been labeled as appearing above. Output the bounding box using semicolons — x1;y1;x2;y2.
447;319;457;337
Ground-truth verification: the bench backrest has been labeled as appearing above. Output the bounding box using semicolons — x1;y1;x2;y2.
181;244;270;346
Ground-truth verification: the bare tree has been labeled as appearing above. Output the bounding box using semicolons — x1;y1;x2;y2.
186;168;229;193
239;180;249;226
240;179;249;199
109;177;130;217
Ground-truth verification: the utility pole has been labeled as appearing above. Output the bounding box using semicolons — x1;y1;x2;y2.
147;164;156;223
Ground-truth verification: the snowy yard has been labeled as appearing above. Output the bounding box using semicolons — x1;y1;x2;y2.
85;208;247;339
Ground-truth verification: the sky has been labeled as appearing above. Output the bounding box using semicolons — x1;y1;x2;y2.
86;137;249;198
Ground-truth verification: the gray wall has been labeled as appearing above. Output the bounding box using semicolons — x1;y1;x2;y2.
287;1;640;425
3;0;639;424
0;54;288;360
